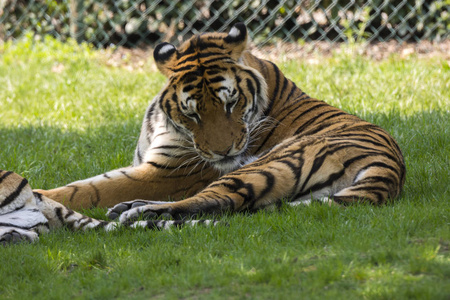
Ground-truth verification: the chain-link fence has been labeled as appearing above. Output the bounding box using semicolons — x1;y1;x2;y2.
0;0;448;48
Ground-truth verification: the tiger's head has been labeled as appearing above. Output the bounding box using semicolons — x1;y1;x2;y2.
153;23;268;172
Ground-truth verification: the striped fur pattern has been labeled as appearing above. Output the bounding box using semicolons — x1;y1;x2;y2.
4;23;405;239
0;171;219;244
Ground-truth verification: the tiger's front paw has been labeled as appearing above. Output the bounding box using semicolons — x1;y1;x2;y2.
107;200;152;220
107;200;175;220
118;204;175;224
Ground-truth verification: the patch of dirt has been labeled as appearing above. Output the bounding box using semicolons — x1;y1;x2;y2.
252;40;450;62
99;40;450;70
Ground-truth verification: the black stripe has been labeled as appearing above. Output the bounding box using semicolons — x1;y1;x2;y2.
202;57;233;66
293;107;336;135
171;65;195;73
0;178;28;208
93;221;109;229
152;145;181;150
163;96;174;121
223;195;236;211
0;171;13;184
248;170;275;209
179;71;202;83
291;102;329;124
136;145;143;165
271;98;317;120
64;209;75;219
241;69;262;96
357;161;400;177
254;100;318;153
299;150;329;192
0;221;48;230
354;176;395;186
206;69;223;76
319;111;347;123
158;89;169;117
257;59;269;77
67;185;79;203
33;192;43;202
246;79;256;99
182;84;196;93
177;53;199;64
269;61;281;100
208;76;225;84
155;152;191;159
120;170;144;182
146;101;155;121
262;62;281;117
197;43;225;50
351;186;389;193
277;159;301;178
1;203;25;212
355;136;396;149
328;131;383;141
294;169;346;199
90;183;101;207
147;161;178;170
205;65;228;72
300;121;350;136
55;207;65;224
285;82;299;102
212;177;255;205
279;77;289;102
343;154;371;168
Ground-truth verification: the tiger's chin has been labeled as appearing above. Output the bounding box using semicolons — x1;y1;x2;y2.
210;156;242;174
210;155;258;174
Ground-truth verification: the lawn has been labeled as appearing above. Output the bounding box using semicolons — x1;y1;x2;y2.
0;37;449;299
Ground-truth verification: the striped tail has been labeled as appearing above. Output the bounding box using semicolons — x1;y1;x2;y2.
0;170;221;245
126;219;221;230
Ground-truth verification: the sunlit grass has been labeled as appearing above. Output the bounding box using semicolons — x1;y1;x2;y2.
0;37;449;299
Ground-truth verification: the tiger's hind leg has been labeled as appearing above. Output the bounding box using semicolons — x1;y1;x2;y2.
114;135;405;223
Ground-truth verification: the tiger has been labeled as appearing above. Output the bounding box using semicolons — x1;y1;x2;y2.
0;23;405;243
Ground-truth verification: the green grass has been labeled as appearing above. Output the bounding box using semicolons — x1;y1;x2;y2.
1;37;449;299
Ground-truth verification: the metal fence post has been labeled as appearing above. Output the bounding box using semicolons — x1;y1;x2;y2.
69;0;84;43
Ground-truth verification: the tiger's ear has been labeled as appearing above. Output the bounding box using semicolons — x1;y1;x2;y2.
153;42;178;77
224;23;248;60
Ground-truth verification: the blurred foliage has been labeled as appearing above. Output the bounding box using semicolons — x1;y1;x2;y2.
0;0;448;47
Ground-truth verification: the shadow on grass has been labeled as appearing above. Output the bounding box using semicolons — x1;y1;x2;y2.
0;122;139;188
